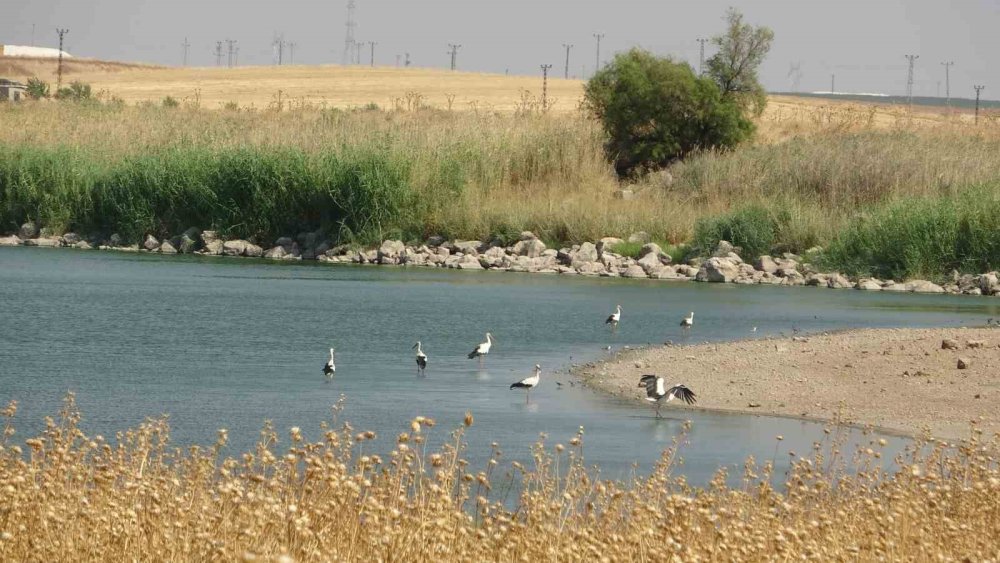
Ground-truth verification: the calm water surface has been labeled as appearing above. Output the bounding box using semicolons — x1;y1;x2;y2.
1;247;996;484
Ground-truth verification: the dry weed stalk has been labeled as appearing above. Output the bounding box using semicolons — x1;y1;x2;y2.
0;395;998;561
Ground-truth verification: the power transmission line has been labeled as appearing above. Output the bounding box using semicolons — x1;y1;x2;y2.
540;64;553;111
226;39;236;68
940;61;954;106
592;33;604;77
215;41;224;66
288;42;297;64
405;52;411;67
974;85;985;124
181;37;190;66
562;43;573;79
354;40;362;64
448;43;461;71
342;0;356;65
904;54;918;108
368;41;376;67
56;28;69;90
697;38;708;75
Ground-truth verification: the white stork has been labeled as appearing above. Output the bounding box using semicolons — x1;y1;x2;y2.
467;332;494;364
412;341;428;374
510;364;542;403
605;304;622;333
638;375;696;418
680;312;694;329
323;348;336;378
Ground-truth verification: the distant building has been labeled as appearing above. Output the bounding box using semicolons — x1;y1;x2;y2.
0;45;73;59
0;79;27;102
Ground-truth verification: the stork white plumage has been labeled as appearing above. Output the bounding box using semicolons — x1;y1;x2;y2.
680;312;694;328
605;304;622;332
467;332;494;364
638;375;696;418
323;348;336;378
412;341;428;374
510;364;542;403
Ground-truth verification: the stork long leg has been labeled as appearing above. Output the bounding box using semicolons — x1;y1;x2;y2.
655;402;662;419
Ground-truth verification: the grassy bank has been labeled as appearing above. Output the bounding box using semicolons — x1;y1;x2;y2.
1;396;998;561
2;101;1000;277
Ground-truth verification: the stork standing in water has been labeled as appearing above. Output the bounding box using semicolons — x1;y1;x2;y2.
322;348;336;378
605;304;622;333
680;312;694;329
467;332;494;365
510;364;542;403
638;375;696;418
412;341;428;374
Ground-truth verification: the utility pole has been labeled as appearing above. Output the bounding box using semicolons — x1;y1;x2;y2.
592;33;604;76
226;39;236;68
215;41;224;66
830;74;835;93
448;43;461;71
288;42;297;64
182;37;190;66
904;54;918;109
56;28;68;90
234;46;239;67
562;43;573;79
342;0;356;65
974;85;985;124
368;41;376;67
697;38;708;75
940;61;953;106
354;40;362;64
31;23;36;46
405;52;411;67
541;64;552;111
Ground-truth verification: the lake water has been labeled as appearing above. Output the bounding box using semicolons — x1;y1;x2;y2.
1;247;996;485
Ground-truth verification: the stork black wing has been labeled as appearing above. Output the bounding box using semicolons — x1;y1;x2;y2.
669;385;697;405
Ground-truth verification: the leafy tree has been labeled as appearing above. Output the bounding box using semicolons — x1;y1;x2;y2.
584;48;754;176
706;8;774;115
25;77;50;100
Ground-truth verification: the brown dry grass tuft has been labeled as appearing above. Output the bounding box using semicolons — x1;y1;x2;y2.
1;395;998;561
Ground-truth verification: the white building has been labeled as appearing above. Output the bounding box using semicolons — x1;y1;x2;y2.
0;45;73;59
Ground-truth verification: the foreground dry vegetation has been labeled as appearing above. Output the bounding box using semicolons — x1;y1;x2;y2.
1;396;998;561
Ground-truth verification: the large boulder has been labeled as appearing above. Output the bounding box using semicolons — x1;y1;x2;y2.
519;231;538;241
223;240;248;256
980;273;1000;295
18;221;39;239
378;240;406;264
108;233;124;247
827;273;853;289
754;255;779;274
264;246;289;259
576;261;606;276
74;240;93;250
637;252;667;276
61;232;81;245
452;240;482;256
202;240;224;255
0;235;22;247
244;243;263;258
426;235;446;247
712;240;739;258
179;233;199;253
906;280;945;294
623;264;649;279
596;237;624;256
696;257;741;283
143;234;161;251
24;237;61;247
201;230;220;245
512;238;546;258
570;242;599;267
158;241;178;254
455;255;484;270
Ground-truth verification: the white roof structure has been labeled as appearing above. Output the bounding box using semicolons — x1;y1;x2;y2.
0;45;73;58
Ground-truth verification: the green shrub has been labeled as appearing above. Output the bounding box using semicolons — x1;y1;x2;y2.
162;96;180;109
25;77;50;100
693;205;784;258
55;81;92;102
823;186;1000;280
584;48;754;176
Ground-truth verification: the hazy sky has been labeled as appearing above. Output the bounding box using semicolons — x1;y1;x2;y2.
4;0;999;97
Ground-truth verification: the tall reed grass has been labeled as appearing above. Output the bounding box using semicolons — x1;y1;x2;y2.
0;396;998;561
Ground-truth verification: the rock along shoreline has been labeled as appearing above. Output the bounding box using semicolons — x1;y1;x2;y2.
2;222;999;297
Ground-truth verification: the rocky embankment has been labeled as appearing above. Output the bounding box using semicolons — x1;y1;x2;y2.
2;221;999;296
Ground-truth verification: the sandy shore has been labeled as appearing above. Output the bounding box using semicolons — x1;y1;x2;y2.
572;327;1000;441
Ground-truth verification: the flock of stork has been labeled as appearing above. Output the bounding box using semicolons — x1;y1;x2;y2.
321;305;698;416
